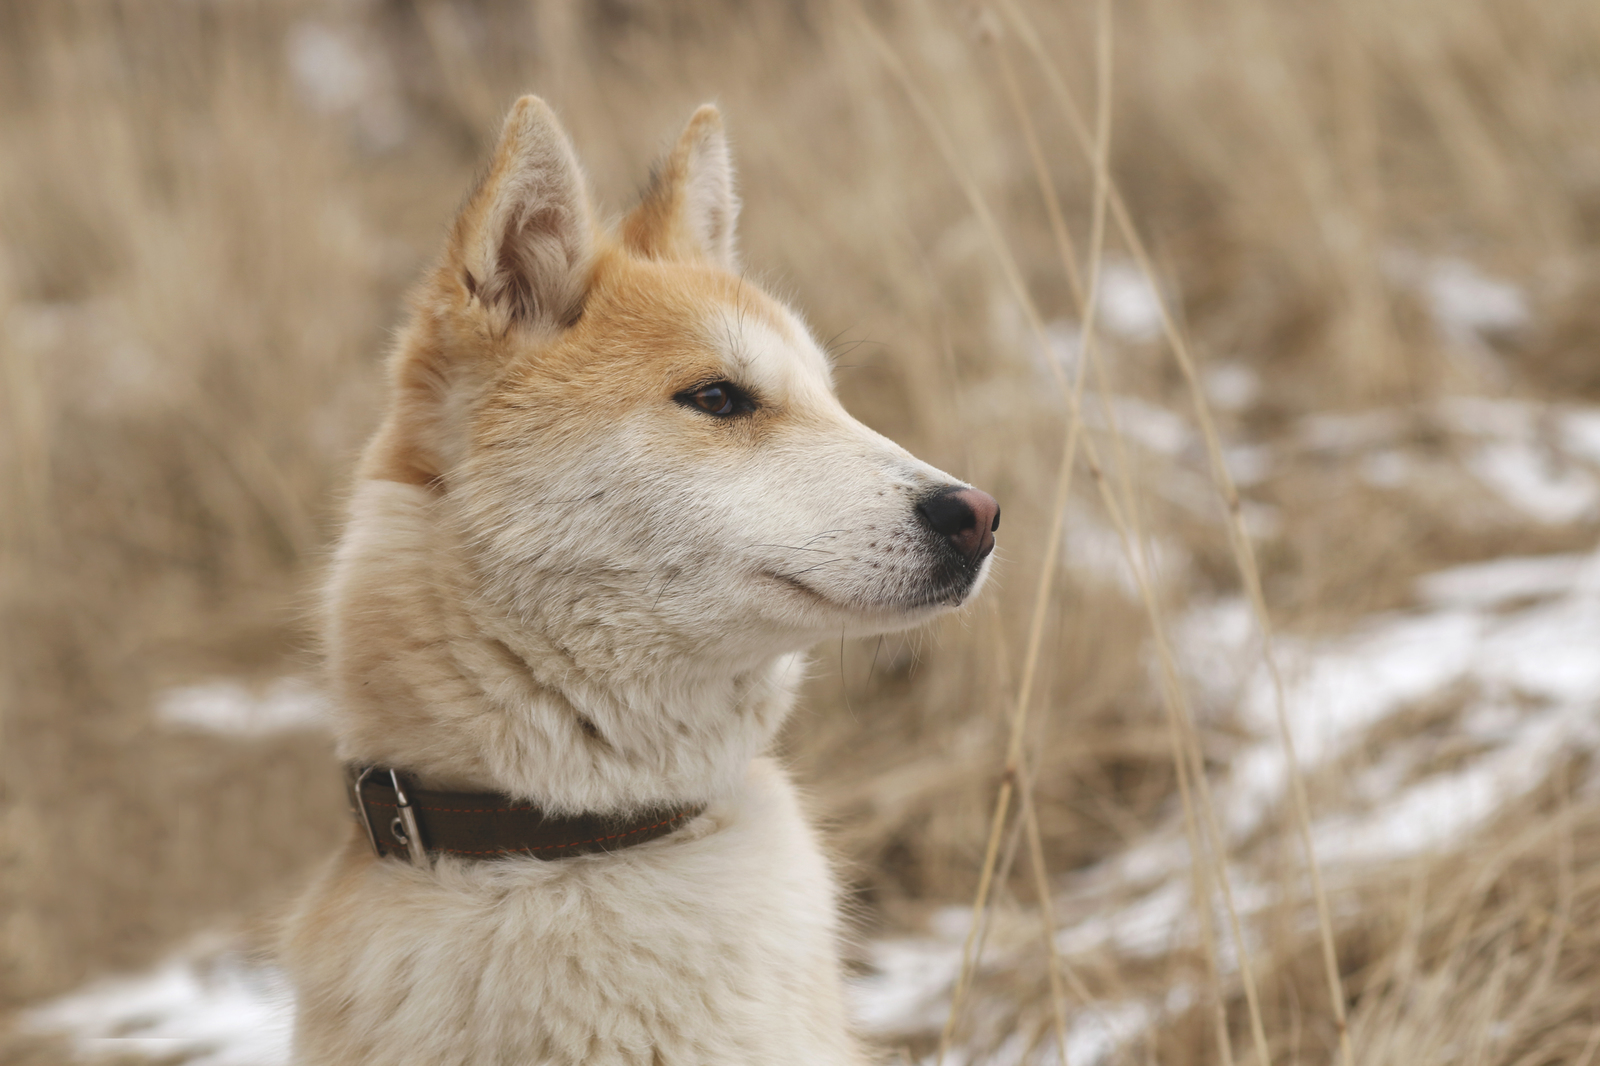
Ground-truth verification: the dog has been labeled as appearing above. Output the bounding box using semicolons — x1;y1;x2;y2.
281;96;999;1065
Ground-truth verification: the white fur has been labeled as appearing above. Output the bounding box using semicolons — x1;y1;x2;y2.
677;116;739;270
288;759;857;1065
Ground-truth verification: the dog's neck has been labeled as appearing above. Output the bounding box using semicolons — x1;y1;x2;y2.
325;480;801;816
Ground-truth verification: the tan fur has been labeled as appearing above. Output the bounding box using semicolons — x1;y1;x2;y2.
282;97;994;1065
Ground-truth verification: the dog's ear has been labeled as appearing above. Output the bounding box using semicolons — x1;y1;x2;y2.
622;105;740;271
449;95;594;330
366;98;594;488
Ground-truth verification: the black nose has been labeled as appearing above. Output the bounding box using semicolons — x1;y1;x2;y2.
917;486;1000;564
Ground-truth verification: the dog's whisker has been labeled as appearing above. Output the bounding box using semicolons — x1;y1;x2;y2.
786;559;848;579
865;635;885;692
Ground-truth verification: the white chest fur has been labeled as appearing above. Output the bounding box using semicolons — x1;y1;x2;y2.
283;758;866;1065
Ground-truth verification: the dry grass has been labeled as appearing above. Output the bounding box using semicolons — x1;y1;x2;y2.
3;0;1600;1062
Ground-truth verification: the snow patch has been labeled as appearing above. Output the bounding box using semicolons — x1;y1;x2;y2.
1198;547;1600;854
156;678;329;736
853;547;1600;1056
853;937;968;1035
23;947;293;1066
1062;507;1189;595
1416;552;1591;610
1301;397;1600;525
1055;879;1190;959
286;21;407;151
1061;1000;1156;1066
1424;257;1529;343
1205;362;1261;412
1092;395;1190;457
1096;260;1165;343
1312;700;1596;863
1464;440;1597;524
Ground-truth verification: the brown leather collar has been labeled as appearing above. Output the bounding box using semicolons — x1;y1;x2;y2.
346;766;704;866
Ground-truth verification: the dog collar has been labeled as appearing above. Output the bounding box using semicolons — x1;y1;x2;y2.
346;765;704;867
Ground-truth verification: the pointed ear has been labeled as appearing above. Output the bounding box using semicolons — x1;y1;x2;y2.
622;105;740;271
451;95;593;329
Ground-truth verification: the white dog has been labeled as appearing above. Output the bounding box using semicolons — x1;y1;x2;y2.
282;96;999;1065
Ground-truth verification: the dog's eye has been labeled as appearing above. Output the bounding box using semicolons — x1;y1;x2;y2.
693;385;734;416
677;381;755;418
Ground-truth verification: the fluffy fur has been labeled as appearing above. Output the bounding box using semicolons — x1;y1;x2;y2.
282;96;994;1065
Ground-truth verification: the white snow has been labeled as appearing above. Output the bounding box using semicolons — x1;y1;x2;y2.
1360;449;1415;488
1095;260;1165;343
286;22;370;115
1465;440;1598;523
1311;699;1594;864
1299;409;1407;453
1060;1000;1156;1066
1383;252;1527;383
1300;397;1600;524
1560;409;1600;463
156;678;329;736
854;936;969;1035
855;928;1164;1066
1416;552;1591;610
1204;362;1261;412
1027;261;1168;381
1092;395;1191;457
1207;546;1600;851
22;946;293;1066
285;20;406;151
1440;396;1600;522
1054;879;1190;959
1424;257;1529;343
848;544;1600;1060
1061;506;1190;596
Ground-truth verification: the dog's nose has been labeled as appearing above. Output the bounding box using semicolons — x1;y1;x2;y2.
917;486;1000;564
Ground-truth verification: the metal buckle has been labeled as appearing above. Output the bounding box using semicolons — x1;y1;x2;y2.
352;766;429;867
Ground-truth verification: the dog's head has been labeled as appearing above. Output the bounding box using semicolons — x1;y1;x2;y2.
364;97;997;668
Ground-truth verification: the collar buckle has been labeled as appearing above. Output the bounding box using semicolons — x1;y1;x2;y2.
352;766;430;867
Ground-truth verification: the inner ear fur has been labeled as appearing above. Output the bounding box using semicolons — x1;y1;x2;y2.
622;105;740;271
450;95;595;330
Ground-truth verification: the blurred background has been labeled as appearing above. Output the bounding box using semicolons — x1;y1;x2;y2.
3;1;1600;1063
